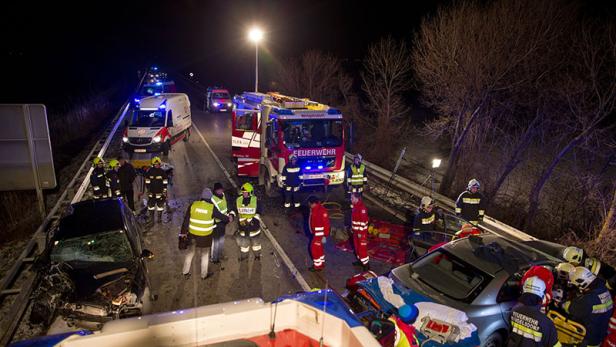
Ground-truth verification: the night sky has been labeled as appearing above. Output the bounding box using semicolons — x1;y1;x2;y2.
1;0;445;105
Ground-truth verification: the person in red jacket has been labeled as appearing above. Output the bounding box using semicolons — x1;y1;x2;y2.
521;265;554;312
350;193;370;270
308;196;330;272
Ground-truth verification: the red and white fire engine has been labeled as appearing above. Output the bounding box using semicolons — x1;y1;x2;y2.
232;92;346;195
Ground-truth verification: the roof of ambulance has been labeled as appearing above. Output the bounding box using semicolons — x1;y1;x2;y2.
139;93;187;108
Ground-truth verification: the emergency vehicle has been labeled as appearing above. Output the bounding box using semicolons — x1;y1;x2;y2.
122;93;191;156
232;92;346;196
206;87;232;112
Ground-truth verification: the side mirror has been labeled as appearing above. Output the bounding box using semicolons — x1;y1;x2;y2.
140;249;154;260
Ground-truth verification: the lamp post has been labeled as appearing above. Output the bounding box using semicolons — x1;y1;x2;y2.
431;158;442;196
248;27;264;92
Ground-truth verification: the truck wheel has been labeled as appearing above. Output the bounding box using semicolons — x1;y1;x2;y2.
183;129;190;142
162;141;170;156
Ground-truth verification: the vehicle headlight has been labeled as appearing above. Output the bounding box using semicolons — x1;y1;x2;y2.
153;136;162;143
122;137;129;143
227;102;232;107
213;102;219;107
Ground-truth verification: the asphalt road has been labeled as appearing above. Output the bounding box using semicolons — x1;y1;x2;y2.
140;83;399;313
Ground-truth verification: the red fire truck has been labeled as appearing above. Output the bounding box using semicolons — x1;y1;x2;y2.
232;92;346;196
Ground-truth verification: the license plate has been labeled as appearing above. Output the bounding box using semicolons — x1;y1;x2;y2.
134;149;146;153
220;109;227;112
304;174;324;179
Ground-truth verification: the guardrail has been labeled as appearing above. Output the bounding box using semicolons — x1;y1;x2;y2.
345;152;536;242
0;74;145;345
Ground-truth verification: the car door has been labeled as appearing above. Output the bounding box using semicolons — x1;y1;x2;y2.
497;272;523;325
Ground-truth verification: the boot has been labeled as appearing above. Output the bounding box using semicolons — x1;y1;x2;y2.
254;253;261;261
238;253;248;262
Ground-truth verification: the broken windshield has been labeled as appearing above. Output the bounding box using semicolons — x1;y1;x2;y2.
51;230;133;263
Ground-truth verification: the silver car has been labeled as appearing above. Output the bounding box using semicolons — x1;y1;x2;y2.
390;234;562;347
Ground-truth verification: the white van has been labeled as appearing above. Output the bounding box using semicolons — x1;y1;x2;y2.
122;93;191;155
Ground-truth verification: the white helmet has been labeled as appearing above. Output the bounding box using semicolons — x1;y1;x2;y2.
523;276;546;298
468;179;480;190
569;266;596;290
555;262;576;280
421;196;433;208
563;246;584;265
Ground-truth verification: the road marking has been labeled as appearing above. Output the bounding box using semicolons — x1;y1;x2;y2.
192;123;312;292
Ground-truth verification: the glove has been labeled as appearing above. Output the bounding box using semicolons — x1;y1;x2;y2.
178;234;189;250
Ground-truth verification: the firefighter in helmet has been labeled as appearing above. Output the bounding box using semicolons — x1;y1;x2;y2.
90;157;108;199
106;159;122;198
346;153;367;203
236;183;263;261
145;156;168;223
562;246;616;292
455;178;486;226
413;196;438;240
281;154;301;208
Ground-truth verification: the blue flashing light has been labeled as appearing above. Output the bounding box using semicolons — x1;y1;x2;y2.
305;166;312;170
152;66;158;71
155;82;163;86
154;92;161;96
159;102;167;109
327;108;342;115
318;165;324;169
133;98;140;103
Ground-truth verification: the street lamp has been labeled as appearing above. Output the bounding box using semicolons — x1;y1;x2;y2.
248;27;264;92
431;158;441;196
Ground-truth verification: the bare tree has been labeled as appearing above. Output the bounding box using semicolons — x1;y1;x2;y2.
525;23;616;229
359;37;412;163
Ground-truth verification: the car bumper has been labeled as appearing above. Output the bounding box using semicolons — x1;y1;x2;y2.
122;142;163;153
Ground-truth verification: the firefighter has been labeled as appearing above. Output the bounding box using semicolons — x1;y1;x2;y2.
455;178;486;226
106;159;121;198
508;276;560;347
346;153;367;198
145;156;168;223
211;182;234;264
521;266;555;312
308;196;330;272
350;193;370;270
236;183;263;261
90;157;108;199
413;196;438;240
562;246;616;292
180;188;228;280
564;266;613;347
388;304;420;347
281;154;301;208
118;158;136;210
553;262;576;306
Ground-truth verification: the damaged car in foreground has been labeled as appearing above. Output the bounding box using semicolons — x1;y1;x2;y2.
30;198;155;331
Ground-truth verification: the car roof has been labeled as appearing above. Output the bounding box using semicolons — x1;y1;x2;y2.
54;199;126;240
442;234;557;276
139;93;187;108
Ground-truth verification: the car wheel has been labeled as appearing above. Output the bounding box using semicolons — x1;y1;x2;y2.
483;331;504;347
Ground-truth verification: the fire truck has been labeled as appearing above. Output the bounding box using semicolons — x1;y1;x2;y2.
232;92;346;196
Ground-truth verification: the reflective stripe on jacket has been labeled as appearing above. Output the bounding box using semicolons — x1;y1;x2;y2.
188;201;215;236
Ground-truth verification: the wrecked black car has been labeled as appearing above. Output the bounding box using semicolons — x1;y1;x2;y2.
30;198;155;330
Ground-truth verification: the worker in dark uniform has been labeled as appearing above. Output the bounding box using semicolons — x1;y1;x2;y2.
145;156;168;223
281;154;301;208
564;266;613;347
106;159;122;198
563;246;616;292
90;157;108;199
455;178;486;226
508;276;560;347
236;183;263;261
413;196;438;240
118;158;136;210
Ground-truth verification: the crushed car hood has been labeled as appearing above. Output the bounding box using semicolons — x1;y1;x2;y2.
63;261;136;301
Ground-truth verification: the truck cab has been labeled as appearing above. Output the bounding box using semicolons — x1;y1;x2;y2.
122;93;191;156
232;92;346;196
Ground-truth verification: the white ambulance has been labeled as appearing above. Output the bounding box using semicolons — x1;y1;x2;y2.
122;93;191;155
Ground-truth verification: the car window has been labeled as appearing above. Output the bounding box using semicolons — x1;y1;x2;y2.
497;274;522;303
411;250;490;303
51;230;133;263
